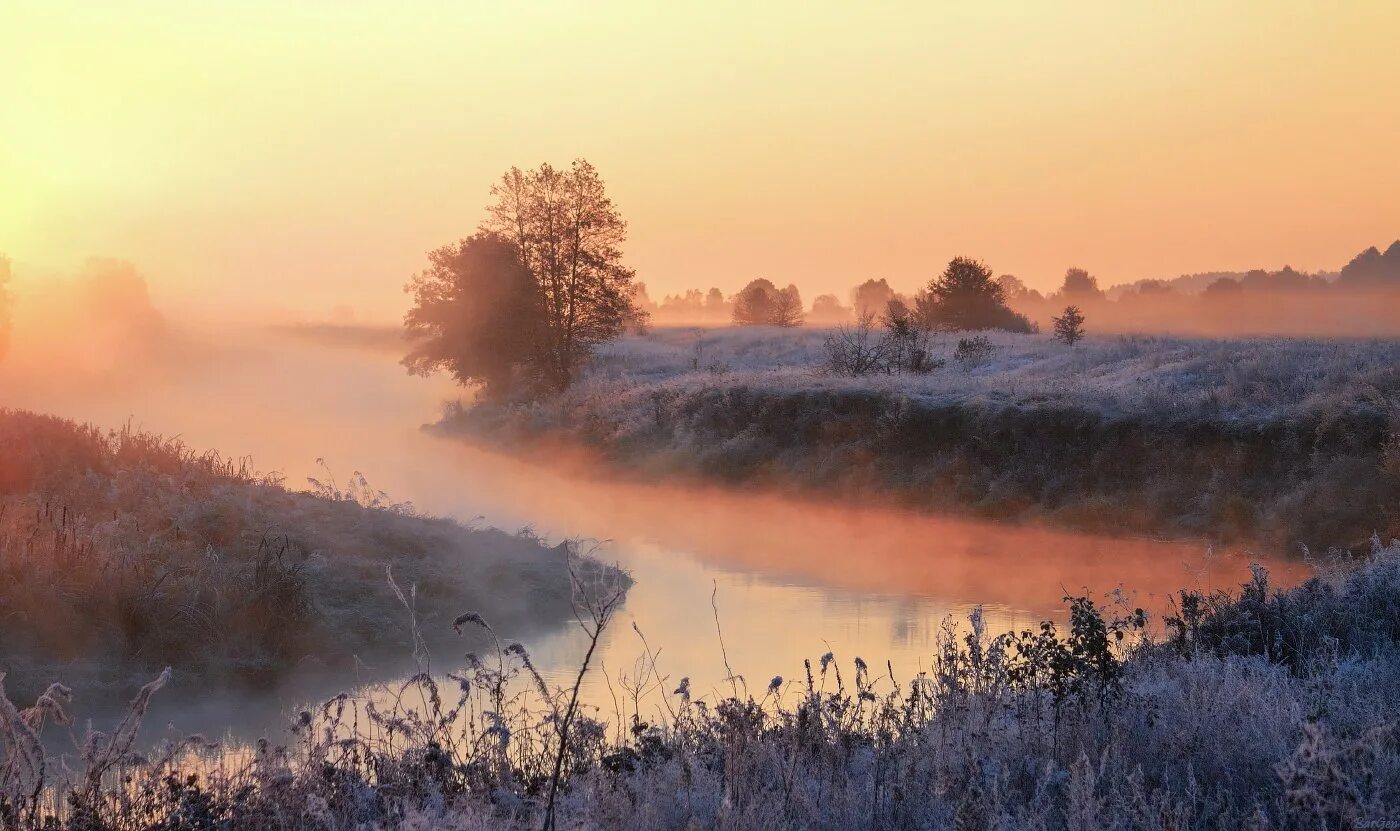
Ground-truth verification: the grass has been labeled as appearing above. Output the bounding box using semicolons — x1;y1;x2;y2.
5;539;1400;829
0;409;625;697
442;327;1400;551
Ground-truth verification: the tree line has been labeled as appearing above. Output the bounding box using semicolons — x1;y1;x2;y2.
995;244;1400;337
402;160;1053;397
401;158;1398;396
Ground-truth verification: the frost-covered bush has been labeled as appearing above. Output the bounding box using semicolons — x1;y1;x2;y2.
953;334;996;369
7;546;1400;830
1167;537;1400;671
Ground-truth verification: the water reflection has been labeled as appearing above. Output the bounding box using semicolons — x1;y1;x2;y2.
0;329;1311;737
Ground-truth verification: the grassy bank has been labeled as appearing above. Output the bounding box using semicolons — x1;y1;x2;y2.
0;409;622;697
6;541;1400;829
444;328;1400;551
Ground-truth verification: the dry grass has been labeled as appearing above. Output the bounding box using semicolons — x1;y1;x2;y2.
0;409;623;696
5;542;1400;830
446;327;1400;550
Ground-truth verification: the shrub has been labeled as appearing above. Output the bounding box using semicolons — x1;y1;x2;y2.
953;334;995;369
1052;304;1086;346
822;314;887;376
7;546;1400;830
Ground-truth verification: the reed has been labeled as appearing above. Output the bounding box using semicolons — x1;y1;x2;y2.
5;542;1399;830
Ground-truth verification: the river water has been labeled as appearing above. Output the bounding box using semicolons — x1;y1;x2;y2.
1;328;1309;739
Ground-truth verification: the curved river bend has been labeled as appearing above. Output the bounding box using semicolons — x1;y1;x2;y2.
1;330;1309;737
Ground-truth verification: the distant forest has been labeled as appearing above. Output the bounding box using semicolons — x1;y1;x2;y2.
634;240;1400;336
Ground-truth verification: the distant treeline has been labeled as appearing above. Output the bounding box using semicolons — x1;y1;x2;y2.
636;240;1400;336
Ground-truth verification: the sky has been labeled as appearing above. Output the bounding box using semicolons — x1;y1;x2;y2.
4;1;1400;320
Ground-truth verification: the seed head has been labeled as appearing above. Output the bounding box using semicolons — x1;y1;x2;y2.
452;611;488;635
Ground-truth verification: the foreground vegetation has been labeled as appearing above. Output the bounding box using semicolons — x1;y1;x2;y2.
5;538;1399;829
0;409;621;696
445;327;1400;551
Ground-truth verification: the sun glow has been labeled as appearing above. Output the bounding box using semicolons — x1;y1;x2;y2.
4;1;1399;320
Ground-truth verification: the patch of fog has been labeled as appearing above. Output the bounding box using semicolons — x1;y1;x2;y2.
0;316;1309;740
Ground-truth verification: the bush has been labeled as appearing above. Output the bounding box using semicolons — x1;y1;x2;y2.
823;308;944;377
953;335;995;369
8;546;1400;829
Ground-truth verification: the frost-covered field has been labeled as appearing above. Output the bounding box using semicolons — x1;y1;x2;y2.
449;327;1400;549
585;326;1400;424
10;544;1400;829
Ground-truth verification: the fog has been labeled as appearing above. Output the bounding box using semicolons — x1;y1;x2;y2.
1011;285;1400;338
0;270;1316;736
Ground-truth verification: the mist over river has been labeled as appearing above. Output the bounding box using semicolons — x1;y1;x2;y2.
0;328;1308;742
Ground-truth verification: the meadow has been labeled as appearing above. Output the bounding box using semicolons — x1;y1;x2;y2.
447;327;1400;551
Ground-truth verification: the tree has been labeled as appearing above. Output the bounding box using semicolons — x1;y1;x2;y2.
916;257;1033;332
851;278;895;318
1338;241;1400;286
1058;267;1104;301
1052;305;1086;346
773;284;804;327
622;283;652;334
822;312;887;376
733;278;780;325
809;293;848;323
482;159;640;390
1202;277;1244;298
403;233;543;394
0;255;11;361
704;287;729;323
997;273;1042;303
879;298;935;373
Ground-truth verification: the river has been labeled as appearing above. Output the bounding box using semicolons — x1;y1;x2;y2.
0;326;1309;740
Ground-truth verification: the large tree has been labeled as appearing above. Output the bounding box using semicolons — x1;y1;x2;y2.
851;278;895;319
732;278;780;325
1057;267;1105;302
773;284;804;327
482;159;640;390
916;257;1033;332
402;233;542;394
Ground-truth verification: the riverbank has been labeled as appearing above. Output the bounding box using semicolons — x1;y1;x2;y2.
0;409;626;699
443;328;1400;551
10;540;1400;830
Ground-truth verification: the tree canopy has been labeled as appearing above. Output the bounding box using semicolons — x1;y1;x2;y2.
403;160;641;395
1052;304;1086;346
851;278;895;318
1058;268;1104;301
916;257;1034;332
483;159;640;390
402;233;542;393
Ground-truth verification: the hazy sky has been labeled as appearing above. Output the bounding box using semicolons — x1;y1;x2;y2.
5;1;1399;319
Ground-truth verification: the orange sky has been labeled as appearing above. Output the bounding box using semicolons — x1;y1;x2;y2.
4;1;1399;320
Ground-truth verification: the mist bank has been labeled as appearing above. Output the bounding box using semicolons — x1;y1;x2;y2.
1009;284;1400;338
441;328;1400;552
0;409;626;700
